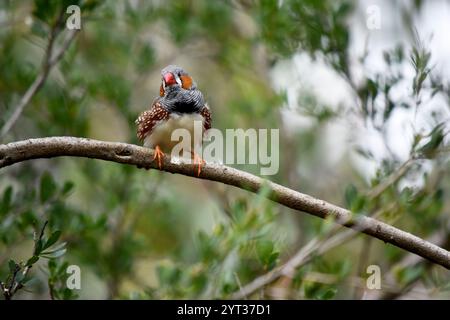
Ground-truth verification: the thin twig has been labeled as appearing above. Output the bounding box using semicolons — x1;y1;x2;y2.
7;221;49;299
233;272;247;300
48;29;79;66
366;158;415;199
353;237;372;299
0;13;79;140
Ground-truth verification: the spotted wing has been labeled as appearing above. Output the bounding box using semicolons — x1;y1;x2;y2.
200;104;212;134
135;99;170;142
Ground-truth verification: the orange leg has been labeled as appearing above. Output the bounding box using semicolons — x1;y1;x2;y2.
192;151;206;177
153;145;165;169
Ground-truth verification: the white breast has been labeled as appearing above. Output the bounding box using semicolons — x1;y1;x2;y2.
143;113;204;153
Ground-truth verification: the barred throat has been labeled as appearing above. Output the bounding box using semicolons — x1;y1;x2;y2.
161;88;205;114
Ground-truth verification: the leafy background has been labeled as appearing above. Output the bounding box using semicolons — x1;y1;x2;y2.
0;0;449;299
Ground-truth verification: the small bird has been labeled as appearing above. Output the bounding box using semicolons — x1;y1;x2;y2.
135;65;212;175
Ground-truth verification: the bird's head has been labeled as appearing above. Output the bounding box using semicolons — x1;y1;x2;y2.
159;65;196;97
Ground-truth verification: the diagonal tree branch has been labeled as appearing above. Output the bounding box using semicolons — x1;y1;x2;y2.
0;18;79;140
1;136;450;272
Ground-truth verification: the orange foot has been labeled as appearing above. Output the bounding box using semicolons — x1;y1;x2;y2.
192;151;206;177
153;145;165;169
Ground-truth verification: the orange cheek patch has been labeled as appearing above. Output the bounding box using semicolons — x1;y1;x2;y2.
180;75;193;89
159;84;165;97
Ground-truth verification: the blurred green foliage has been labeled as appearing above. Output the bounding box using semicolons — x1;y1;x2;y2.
0;0;449;300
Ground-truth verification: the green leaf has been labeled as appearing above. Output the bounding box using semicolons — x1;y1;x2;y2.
318;288;337;300
156;264;181;287
395;265;425;285
344;184;367;213
344;184;358;208
267;252;279;269
0;186;13;216
257;240;273;259
26;255;39;267
20;275;33;286
418;123;446;158
15;272;25;283
81;0;101;12
354;147;373;160
8;259;17;273
41;248;67;259
351;195;367;214
40;172;57;203
62;181;75;195
45;241;67;253
62;287;79;300
32;0;70;24
257;240;278;268
43;230;62;250
34;239;43;255
48;259;57;271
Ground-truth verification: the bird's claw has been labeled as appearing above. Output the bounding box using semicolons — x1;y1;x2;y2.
192;152;206;177
153;145;164;169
